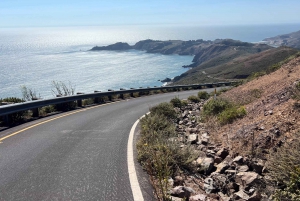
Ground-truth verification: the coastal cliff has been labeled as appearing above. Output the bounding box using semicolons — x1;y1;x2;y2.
263;30;300;49
90;39;272;68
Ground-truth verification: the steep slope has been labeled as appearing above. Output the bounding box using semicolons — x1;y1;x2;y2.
263;29;300;49
173;46;299;84
217;54;300;155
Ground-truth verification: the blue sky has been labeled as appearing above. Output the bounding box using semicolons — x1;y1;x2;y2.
1;0;300;27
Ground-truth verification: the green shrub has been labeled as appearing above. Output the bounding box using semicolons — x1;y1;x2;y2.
203;98;232;116
150;102;177;120
0;97;27;125
203;98;246;125
198;91;210;100
268;133;300;200
188;95;201;103
181;100;188;107
82;98;94;106
170;97;182;108
39;105;56;116
250;88;263;98
218;106;246;124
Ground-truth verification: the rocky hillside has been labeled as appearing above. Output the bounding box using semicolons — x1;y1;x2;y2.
144;55;300;200
172;46;299;84
263;29;300;49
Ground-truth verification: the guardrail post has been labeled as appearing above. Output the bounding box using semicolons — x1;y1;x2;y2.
3;115;10;126
32;108;39;117
31;98;39;117
76;93;84;107
94;91;101;103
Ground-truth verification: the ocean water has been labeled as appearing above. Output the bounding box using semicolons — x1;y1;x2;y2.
1;24;300;99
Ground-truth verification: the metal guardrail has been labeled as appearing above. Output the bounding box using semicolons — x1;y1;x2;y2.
0;82;235;123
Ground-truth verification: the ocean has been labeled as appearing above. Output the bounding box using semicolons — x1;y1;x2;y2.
1;24;300;99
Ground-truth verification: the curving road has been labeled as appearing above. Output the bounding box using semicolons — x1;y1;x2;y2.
0;89;215;201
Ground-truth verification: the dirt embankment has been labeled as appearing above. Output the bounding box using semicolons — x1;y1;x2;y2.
217;56;300;155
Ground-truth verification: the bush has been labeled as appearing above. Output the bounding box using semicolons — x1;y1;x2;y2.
203;98;232;116
170;97;182;108
268;133;300;200
39;105;56;116
218;106;246;124
198;91;210;100
188;95;201;103
203;98;246;125
150;102;177;120
0;97;28;125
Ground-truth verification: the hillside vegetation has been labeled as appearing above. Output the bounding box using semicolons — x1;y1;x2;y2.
138;55;300;200
173;46;299;84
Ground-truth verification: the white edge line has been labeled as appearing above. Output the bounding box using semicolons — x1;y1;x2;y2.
127;112;150;201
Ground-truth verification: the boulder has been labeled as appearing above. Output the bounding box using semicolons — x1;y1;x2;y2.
170;186;195;199
204;178;216;194
190;194;207;201
215;161;230;173
218;192;231;201
233;156;244;164
238;165;249;172
196;157;214;174
174;176;184;186
187;134;198;144
249;159;265;174
216;148;229;159
235;172;259;188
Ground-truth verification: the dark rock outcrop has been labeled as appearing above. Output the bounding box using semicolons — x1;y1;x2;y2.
90;42;132;51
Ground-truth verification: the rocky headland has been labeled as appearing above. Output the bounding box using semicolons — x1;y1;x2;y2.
91;39;272;69
263;30;300;49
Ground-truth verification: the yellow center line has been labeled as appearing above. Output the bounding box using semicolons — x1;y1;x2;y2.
0;100;121;143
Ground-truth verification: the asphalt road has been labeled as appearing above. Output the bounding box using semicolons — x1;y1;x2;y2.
0;89;215;201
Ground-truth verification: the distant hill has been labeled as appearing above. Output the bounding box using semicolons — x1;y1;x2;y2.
263;30;300;49
90;39;273;68
172;46;299;84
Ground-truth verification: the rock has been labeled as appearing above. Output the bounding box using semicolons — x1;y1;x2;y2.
238;165;249;172
174;176;184;186
218;192;231;201
216;148;229;159
206;150;216;157
234;190;250;200
91;42;131;50
199;138;208;145
204;178;216;194
234;190;262;201
215;161;230;173
196;157;214;174
201;132;210;138
250;159;265;174
233;156;244;164
187;134;198;144
187;127;198;134
214;156;223;164
190;194;207;201
235;172;259;188
168;178;174;187
170;196;182;201
170;186;195;199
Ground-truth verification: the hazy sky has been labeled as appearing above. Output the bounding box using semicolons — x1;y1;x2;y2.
1;0;300;27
